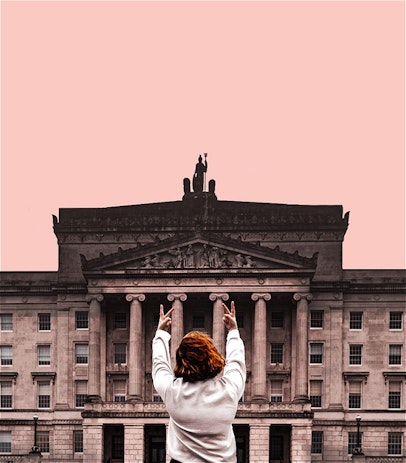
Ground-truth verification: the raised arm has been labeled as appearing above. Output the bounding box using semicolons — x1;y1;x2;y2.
152;305;175;399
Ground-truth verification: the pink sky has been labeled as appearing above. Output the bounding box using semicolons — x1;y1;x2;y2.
1;1;405;271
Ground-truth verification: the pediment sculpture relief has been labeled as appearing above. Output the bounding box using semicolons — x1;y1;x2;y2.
139;244;257;269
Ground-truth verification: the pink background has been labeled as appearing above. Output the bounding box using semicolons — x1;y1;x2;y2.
1;1;405;271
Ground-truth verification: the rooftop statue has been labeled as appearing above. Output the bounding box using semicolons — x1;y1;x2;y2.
193;153;208;193
183;153;216;200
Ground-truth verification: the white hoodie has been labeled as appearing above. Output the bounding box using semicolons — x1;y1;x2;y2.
152;329;246;463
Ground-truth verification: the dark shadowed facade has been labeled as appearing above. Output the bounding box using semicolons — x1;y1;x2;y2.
1;160;405;463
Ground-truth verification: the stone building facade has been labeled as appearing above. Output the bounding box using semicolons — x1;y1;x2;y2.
1;162;405;462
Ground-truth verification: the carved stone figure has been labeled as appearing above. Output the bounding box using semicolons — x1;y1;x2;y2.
192;154;207;193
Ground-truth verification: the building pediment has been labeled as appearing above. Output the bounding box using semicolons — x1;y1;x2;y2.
81;232;318;273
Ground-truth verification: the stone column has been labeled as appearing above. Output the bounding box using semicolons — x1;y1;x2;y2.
209;292;229;355
329;303;344;409
83;423;103;463
167;293;187;366
55;306;69;409
251;293;271;402
291;423;312;463
126;293;146;402
86;294;104;402
293;293;312;403
124;424;144;463
249;424;270;463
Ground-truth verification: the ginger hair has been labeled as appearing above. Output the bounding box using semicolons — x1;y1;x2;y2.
174;331;225;382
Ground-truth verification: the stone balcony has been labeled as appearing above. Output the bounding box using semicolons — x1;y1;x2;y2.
82;400;313;420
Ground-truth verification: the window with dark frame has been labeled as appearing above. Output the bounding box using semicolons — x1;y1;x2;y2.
113;380;127;402
73;430;83;453
0;346;12;366
270;380;283;402
75;311;88;329
388;432;402;455
38;313;51;331
37;431;50;453
75;344;88;364
311;431;323;454
0;381;12;409
348;432;362;454
310;380;322;408
388;381;401;409
38;345;51;365
310;310;323;328
114;343;127;364
271;343;283;364
349;345;363;365
192;314;205;330
75;381;87;408
271;312;284;328
0;314;12;331
310;343;323;364
0;431;11;452
350;312;363;330
114;312;127;329
348;381;361;409
390;312;403;330
389;345;402;365
38;381;51;409
112;434;124;459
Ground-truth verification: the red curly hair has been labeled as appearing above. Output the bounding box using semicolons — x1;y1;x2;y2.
174;331;225;382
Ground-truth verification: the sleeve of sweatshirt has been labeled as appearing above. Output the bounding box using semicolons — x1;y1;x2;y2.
223;329;246;400
152;329;174;399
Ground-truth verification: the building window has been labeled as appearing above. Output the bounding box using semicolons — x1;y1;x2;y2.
270;380;283;402
270;343;283;364
152;387;163;402
75;380;88;408
388;432;402;455
38;381;51;408
310;380;322;408
38;313;51;331
0;346;12;366
271;312;284;328
350;312;363;330
310;311;323;328
112;435;124;459
0;381;12;409
38;345;51;365
0;431;11;452
311;431;323;454
348;432;362;454
75;311;88;329
348;381;362;409
113;380;127;402
390;312;403;330
349;345;363;365
114;343;127;364
389;345;402;365
37;431;50;453
73;430;83;453
0;314;13;331
388;381;402;409
75;344;88;364
192;314;205;330
310;343;323;364
236;313;244;329
114;313;127;329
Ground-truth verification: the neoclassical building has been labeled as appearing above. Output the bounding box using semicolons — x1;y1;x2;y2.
1;159;405;463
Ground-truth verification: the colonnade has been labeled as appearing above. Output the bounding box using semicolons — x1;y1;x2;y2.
85;291;312;403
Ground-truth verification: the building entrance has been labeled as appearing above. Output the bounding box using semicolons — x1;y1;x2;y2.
103;424;124;463
145;424;166;463
269;425;291;463
234;424;249;463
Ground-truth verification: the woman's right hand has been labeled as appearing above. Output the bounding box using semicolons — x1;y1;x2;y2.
222;301;238;331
